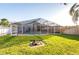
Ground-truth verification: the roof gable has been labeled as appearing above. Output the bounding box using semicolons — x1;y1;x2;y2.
12;18;60;26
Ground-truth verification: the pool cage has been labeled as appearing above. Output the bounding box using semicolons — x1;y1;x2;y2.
11;18;61;36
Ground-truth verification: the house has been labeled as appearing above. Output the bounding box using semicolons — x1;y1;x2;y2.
0;26;11;36
63;26;79;35
11;18;61;36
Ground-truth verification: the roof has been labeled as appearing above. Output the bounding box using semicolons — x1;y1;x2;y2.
12;18;60;26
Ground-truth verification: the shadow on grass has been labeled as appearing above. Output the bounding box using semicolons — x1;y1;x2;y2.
0;36;16;48
3;36;15;42
55;34;79;41
0;34;53;49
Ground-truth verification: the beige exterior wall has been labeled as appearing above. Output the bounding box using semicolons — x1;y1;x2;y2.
63;27;79;35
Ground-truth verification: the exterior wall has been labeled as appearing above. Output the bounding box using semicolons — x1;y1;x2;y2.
11;24;18;36
0;26;11;36
63;27;79;35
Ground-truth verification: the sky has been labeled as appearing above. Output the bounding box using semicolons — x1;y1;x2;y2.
0;3;78;26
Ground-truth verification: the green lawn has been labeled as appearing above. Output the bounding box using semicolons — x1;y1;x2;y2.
0;34;79;55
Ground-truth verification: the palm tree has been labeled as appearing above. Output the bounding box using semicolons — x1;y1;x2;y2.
69;3;79;34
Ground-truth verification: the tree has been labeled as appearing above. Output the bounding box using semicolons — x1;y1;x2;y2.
0;18;10;36
0;18;10;27
69;3;79;34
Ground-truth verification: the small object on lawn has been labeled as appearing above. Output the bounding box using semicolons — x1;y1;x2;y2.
29;40;44;47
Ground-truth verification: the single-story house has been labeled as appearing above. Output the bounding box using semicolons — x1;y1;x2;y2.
63;26;79;35
11;18;61;36
0;26;11;36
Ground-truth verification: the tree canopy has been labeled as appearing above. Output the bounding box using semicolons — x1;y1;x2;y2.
0;18;10;27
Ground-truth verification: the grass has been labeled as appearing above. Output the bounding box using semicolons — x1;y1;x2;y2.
0;34;79;55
